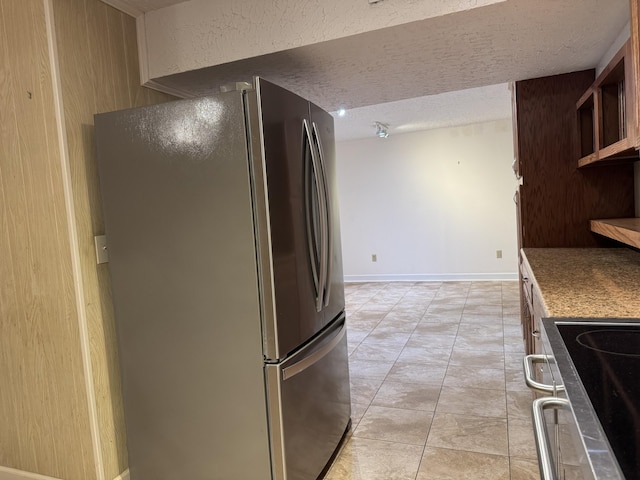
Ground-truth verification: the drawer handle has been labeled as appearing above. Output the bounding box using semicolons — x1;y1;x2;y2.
532;397;571;480
523;354;564;395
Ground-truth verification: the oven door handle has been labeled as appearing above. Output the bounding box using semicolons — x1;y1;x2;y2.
523;354;565;395
532;397;571;480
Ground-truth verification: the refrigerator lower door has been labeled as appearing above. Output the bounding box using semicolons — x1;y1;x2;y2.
266;316;351;480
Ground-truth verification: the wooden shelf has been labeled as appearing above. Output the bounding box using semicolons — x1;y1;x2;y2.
591;218;640;248
577;40;639;167
578;137;637;166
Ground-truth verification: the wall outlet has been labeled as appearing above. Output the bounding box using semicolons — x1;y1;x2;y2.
372;254;377;262
94;235;109;264
496;249;502;259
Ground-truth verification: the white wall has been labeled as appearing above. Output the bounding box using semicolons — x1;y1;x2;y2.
335;119;518;282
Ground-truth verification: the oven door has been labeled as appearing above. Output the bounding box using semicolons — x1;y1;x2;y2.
524;329;594;480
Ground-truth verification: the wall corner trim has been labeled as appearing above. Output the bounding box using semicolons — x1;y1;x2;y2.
43;1;105;479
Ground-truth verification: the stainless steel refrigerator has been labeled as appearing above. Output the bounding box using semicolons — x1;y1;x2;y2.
94;78;351;480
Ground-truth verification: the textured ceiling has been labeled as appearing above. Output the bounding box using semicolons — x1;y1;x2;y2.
106;0;629;140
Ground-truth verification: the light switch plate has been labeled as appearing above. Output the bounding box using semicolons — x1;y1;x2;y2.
94;235;109;264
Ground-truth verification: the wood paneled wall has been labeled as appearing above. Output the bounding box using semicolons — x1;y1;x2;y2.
0;0;174;479
0;0;95;478
51;1;174;478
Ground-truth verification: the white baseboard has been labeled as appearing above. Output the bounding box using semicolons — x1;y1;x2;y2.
0;466;129;480
344;273;518;282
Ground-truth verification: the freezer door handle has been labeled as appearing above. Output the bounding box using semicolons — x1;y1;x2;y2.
303;119;325;312
312;121;332;308
282;322;346;380
302;119;322;312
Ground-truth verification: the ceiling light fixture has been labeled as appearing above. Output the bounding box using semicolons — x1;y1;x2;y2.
374;121;389;138
337;108;346;117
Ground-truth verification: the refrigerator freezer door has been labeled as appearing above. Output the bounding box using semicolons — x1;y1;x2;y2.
250;79;335;360
309;102;345;324
266;316;351;480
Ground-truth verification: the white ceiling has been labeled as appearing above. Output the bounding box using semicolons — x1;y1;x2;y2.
109;0;629;141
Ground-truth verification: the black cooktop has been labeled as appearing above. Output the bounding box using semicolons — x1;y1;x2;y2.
558;323;640;480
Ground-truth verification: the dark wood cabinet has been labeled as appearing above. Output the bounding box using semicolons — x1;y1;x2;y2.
512;70;636;353
513;70;635;250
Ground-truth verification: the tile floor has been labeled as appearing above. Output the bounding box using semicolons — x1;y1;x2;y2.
325;281;540;480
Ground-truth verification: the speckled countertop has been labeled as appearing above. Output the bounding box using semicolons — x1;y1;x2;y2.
522;248;640;318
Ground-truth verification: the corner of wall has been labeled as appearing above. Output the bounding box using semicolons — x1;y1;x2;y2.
596;20;631;76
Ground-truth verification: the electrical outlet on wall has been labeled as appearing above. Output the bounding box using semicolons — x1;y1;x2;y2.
372;254;377;262
496;250;502;259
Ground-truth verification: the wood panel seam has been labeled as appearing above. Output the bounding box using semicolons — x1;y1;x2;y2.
43;1;104;479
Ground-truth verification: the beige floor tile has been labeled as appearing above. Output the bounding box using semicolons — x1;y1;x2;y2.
463;304;503;316
448;349;504;369
453;334;505;353
348;358;394;379
350;403;369;428
417;447;510;480
508;416;538;459
384;309;427;322
354;405;433;445
349;343;404;362
324;437;424;480
372;381;441;411
505;367;530;392
436;386;507;418
386;362;448;385
361;331;412;346
371;322;418;335
413;321;459;335
408;333;457;349
509;457;541;480
349;376;384;405
443;365;506;391
427;412;509;456
506;390;535;419
457;323;504;336
396;346;451;367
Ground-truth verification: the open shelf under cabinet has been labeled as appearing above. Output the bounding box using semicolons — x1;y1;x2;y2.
591;218;640;248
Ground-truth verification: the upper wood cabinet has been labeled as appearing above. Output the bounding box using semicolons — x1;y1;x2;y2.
576;40;637;167
512;70;635;250
585;1;640;250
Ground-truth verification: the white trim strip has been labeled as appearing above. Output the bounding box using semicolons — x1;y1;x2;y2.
43;2;105;480
99;0;142;17
143;78;194;99
135;14;149;85
344;273;518;282
0;467;128;480
0;466;61;480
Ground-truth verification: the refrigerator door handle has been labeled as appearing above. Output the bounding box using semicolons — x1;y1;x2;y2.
281;322;346;380
303;119;325;312
312;122;332;308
